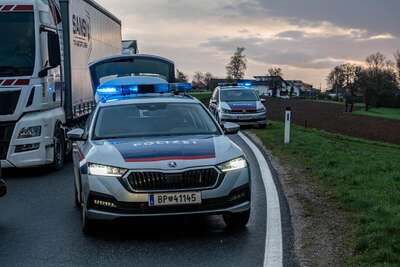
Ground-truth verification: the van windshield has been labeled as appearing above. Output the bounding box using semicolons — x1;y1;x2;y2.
0;12;35;77
221;89;260;102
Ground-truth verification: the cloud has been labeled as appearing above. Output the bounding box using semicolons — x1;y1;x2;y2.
95;0;399;87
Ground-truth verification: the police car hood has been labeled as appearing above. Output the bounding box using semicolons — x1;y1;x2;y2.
88;135;243;170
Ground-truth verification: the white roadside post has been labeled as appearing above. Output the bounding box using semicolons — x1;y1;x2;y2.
284;107;291;144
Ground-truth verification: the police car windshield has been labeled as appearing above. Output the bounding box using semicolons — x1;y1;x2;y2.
94;103;221;139
220;89;259;102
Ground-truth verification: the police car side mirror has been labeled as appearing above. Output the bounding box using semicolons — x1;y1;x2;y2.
211;99;217;104
223;122;240;134
0;179;7;198
261;98;266;103
67;128;86;141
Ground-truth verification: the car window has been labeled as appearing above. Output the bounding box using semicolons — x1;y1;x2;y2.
93;102;222;139
220;89;259;102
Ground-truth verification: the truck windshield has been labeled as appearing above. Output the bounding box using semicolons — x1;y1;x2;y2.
221;89;260;102
94;103;221;139
90;57;174;89
0;12;35;77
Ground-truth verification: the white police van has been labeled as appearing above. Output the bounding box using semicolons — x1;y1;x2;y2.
209;83;267;128
68;55;251;234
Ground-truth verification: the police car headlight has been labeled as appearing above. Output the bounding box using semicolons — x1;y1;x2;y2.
222;108;231;113
88;163;127;177
257;106;266;112
218;156;247;172
18;126;41;139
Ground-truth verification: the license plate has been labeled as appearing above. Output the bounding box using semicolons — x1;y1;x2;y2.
149;192;201;206
238;116;251;120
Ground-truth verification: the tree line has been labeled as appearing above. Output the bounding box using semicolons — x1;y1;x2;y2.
327;51;400;109
176;47;281;90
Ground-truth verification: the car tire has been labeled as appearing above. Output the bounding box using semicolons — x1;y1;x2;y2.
74;183;80;208
82;204;95;235
52;124;65;171
223;209;250;228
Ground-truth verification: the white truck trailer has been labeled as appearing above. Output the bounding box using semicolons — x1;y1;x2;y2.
0;0;122;169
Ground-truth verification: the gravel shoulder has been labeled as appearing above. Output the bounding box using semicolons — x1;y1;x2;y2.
247;131;352;267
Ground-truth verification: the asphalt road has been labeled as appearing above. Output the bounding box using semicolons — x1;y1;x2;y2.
0;135;268;267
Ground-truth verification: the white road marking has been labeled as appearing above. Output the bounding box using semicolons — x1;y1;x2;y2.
238;132;283;267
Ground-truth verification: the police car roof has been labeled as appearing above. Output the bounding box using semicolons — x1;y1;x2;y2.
97;94;200;107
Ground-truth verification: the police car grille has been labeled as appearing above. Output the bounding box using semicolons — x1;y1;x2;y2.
230;109;257;114
128;168;219;191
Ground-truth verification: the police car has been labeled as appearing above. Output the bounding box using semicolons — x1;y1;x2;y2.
68;70;251;233
209;83;267;128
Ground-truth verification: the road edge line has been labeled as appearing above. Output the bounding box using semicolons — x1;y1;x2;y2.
238;132;283;267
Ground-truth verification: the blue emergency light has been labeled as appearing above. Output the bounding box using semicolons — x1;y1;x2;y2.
96;83;192;102
218;82;253;88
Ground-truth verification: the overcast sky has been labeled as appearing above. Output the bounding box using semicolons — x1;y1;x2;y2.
97;0;399;88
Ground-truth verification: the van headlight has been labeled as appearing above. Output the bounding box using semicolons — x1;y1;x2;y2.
18;126;41;139
88;163;127;177
218;156;247;172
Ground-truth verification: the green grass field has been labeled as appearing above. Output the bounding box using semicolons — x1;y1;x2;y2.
308;99;365;107
252;122;400;266
190;91;212;105
353;107;400;121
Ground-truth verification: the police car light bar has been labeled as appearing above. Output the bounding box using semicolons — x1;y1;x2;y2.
218;82;253;88
96;83;192;102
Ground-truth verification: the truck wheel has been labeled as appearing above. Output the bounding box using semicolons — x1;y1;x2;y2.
223;210;250;228
52;125;65;171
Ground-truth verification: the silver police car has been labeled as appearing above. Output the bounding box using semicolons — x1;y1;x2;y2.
209;83;267;128
68;78;251;233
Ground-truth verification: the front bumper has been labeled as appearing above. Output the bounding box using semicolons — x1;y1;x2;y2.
83;166;251;220
87;186;250;220
221;112;266;125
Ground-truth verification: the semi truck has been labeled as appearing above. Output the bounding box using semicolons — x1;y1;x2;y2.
0;0;122;169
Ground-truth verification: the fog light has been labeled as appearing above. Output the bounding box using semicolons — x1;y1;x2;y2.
15;143;40;153
93;199;117;208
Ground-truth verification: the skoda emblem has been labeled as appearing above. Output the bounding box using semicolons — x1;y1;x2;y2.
168;161;177;168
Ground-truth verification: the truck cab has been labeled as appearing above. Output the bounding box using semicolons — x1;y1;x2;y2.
0;0;121;169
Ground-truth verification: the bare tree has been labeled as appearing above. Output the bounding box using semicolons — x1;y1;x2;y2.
204;72;213;89
226;47;247;80
395;50;400;81
327;63;363;100
192;71;206;89
360;53;398;110
176;69;188;83
267;68;283;97
366;52;386;70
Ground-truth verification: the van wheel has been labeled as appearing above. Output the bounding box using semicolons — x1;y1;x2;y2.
52;125;65;171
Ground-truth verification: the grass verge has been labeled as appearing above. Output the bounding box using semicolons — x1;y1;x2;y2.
353;107;400;121
252;121;400;266
190;91;212;105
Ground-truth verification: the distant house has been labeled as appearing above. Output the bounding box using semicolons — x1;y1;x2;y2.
253;76;290;98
